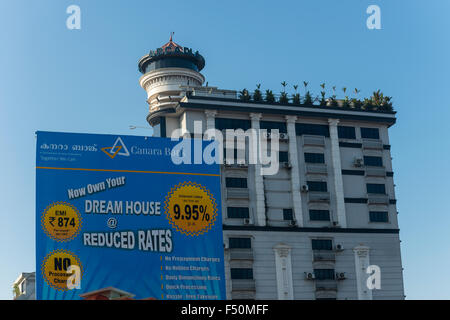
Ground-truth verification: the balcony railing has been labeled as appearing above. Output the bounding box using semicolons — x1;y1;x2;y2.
313;251;336;262
231;279;256;291
229;249;254;261
226;188;249;199
303;135;325;147
315;280;338;292
362;139;383;150
308;191;330;203
367;194;389;205
306;163;328;175
365;166;386;177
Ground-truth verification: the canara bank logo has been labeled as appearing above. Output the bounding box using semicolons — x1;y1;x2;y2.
101;137;130;159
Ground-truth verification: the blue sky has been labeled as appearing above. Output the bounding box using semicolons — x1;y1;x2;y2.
1;0;449;299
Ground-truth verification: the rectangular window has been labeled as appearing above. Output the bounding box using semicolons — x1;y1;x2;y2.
361;127;380;139
260;121;287;133
227;207;250;219
307;181;328;192
338;126;356;139
364;156;383;167
311;239;333;250
309;210;330;221
366;183;386;194
279;151;289;163
283;209;293;221
369;211;389;222
314;269;335;280
296;123;330;137
226;177;248;188
230;268;253;280
229;237;252;249
304;153;325;164
215;118;251;131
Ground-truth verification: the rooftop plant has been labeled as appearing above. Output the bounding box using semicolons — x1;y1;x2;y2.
236;83;394;112
304;91;313;106
265;89;275;103
342;87;350;108
253;84;263;102
239;88;251;102
319;83;326;106
292;84;301;105
279;81;289;104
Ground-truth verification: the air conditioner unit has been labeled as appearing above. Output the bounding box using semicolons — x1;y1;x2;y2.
335;243;344;252
304;272;315;280
336;272;346;280
224;242;229;249
301;185;309;193
353;158;364;167
279;133;289;141
282;162;292;169
332;221;340;227
288;219;297;227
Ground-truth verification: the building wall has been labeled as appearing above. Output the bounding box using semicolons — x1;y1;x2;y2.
157;100;404;300
224;230;403;300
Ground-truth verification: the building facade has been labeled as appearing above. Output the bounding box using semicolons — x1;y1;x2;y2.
138;38;405;300
13;272;35;300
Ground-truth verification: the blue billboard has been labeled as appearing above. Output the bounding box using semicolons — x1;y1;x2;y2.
36;131;225;300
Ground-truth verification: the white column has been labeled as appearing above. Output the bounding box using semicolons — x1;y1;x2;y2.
250;113;266;227
224;245;232;300
273;244;294;300
286;116;304;226
205;110;217;130
328;119;347;228
353;246;372;300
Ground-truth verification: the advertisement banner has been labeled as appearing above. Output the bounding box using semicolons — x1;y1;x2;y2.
36;131;225;300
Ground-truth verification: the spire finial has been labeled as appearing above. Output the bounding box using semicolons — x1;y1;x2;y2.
170;32;174;42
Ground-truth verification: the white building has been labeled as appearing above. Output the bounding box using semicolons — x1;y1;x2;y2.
138;38;405;300
13;272;35;300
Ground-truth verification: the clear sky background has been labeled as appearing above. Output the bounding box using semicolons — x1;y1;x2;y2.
0;0;449;299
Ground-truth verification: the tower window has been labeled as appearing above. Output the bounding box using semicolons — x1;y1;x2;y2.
364;156;383;167
309;210;330;221
231;268;253;280
283;209;293;221
314;269;335;280
226;177;248;188
229;238;252;249
279;151;289;163
369;211;389;222
260;121;287;133
312;239;333;251
307;181;328;192
296;123;330;137
338;126;356;139
366;183;386;194
215;118;251;131
304;153;325;164
361;127;380;139
227;207;250;219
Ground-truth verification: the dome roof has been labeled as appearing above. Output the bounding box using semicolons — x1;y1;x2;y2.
138;35;205;74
